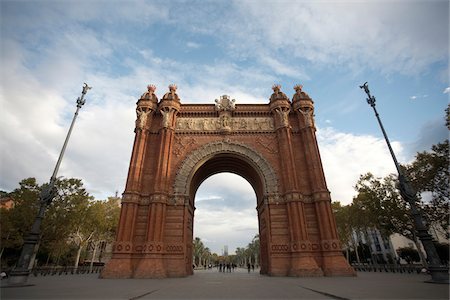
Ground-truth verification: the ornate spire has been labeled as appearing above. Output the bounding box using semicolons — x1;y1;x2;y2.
292;83;311;101
140;84;158;102
270;84;289;102
162;84;180;101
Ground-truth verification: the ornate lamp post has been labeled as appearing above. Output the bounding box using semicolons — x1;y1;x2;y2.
360;82;448;284
8;83;92;285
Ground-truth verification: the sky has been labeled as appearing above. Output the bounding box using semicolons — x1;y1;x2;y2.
1;0;448;255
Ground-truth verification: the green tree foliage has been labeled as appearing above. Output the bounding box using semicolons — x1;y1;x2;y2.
1;178;41;266
331;202;354;259
246;234;260;266
353;173;413;239
406;140;449;239
352;173;428;263
434;242;449;264
41;178;93;266
192;237;205;267
397;247;420;263
332;141;449;266
1;178;120;268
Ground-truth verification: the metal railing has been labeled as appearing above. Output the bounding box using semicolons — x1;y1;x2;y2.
30;266;103;276
352;263;425;274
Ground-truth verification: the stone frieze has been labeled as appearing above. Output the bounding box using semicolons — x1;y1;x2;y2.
175;117;275;132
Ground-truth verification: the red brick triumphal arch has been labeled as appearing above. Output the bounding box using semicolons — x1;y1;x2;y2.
101;84;355;278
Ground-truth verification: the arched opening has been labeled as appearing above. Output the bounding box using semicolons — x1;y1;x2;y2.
193;172;259;270
188;153;264;202
173;141;279;275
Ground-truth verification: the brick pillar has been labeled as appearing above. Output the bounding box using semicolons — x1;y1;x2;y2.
134;84;180;278
292;84;355;276
269;85;322;276
101;85;158;278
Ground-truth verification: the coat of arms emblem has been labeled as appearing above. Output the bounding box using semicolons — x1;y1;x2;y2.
214;95;236;111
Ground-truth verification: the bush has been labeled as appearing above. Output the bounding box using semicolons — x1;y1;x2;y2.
397;247;420;263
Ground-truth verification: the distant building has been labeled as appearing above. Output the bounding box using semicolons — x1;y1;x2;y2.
346;226;448;265
350;228;396;264
223;245;228;257
0;196;14;210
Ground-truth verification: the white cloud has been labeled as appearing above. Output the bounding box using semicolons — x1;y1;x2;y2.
410;96;417;100
258;55;309;79
186;41;201;49
317;127;403;205
226;1;448;75
443;87;450;94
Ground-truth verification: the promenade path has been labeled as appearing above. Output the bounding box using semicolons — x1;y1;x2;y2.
1;268;448;299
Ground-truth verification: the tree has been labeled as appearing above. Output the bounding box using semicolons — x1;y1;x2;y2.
397;247;420;264
242;234;260;267
0;177;115;269
235;247;246;266
332;202;353;260
80;198;120;271
0;178;41;266
41;178;93;267
192;237;205;268
406;140;449;239
352;173;422;263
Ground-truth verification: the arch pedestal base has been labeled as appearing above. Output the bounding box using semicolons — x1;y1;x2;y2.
321;254;356;276
100;258;133;279
133;255;167;278
289;255;324;277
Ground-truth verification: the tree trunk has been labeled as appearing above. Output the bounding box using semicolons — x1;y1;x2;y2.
45;253;51;266
412;233;428;267
89;241;98;273
364;229;376;265
98;241;105;262
74;244;83;270
352;233;361;263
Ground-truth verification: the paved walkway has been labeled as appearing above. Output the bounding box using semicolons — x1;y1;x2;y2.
1;268;448;299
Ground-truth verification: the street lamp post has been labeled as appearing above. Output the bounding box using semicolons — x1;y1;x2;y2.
8;83;92;285
360;82;449;284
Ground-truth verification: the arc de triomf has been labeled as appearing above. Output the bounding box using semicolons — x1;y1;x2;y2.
101;84;355;278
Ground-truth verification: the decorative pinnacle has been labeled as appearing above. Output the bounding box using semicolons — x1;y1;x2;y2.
82;83;92;95
294;84;303;92
272;84;281;91
169;84;177;92
359;82;376;107
147;84;156;92
77;83;91;108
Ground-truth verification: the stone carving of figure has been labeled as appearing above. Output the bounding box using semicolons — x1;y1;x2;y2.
299;107;314;127
187;119;194;129
136;108;151;129
221;115;230;128
275;108;289;127
240;118;247;129
161;109;171;128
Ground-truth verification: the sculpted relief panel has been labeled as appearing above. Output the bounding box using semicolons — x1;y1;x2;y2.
175;117;275;132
